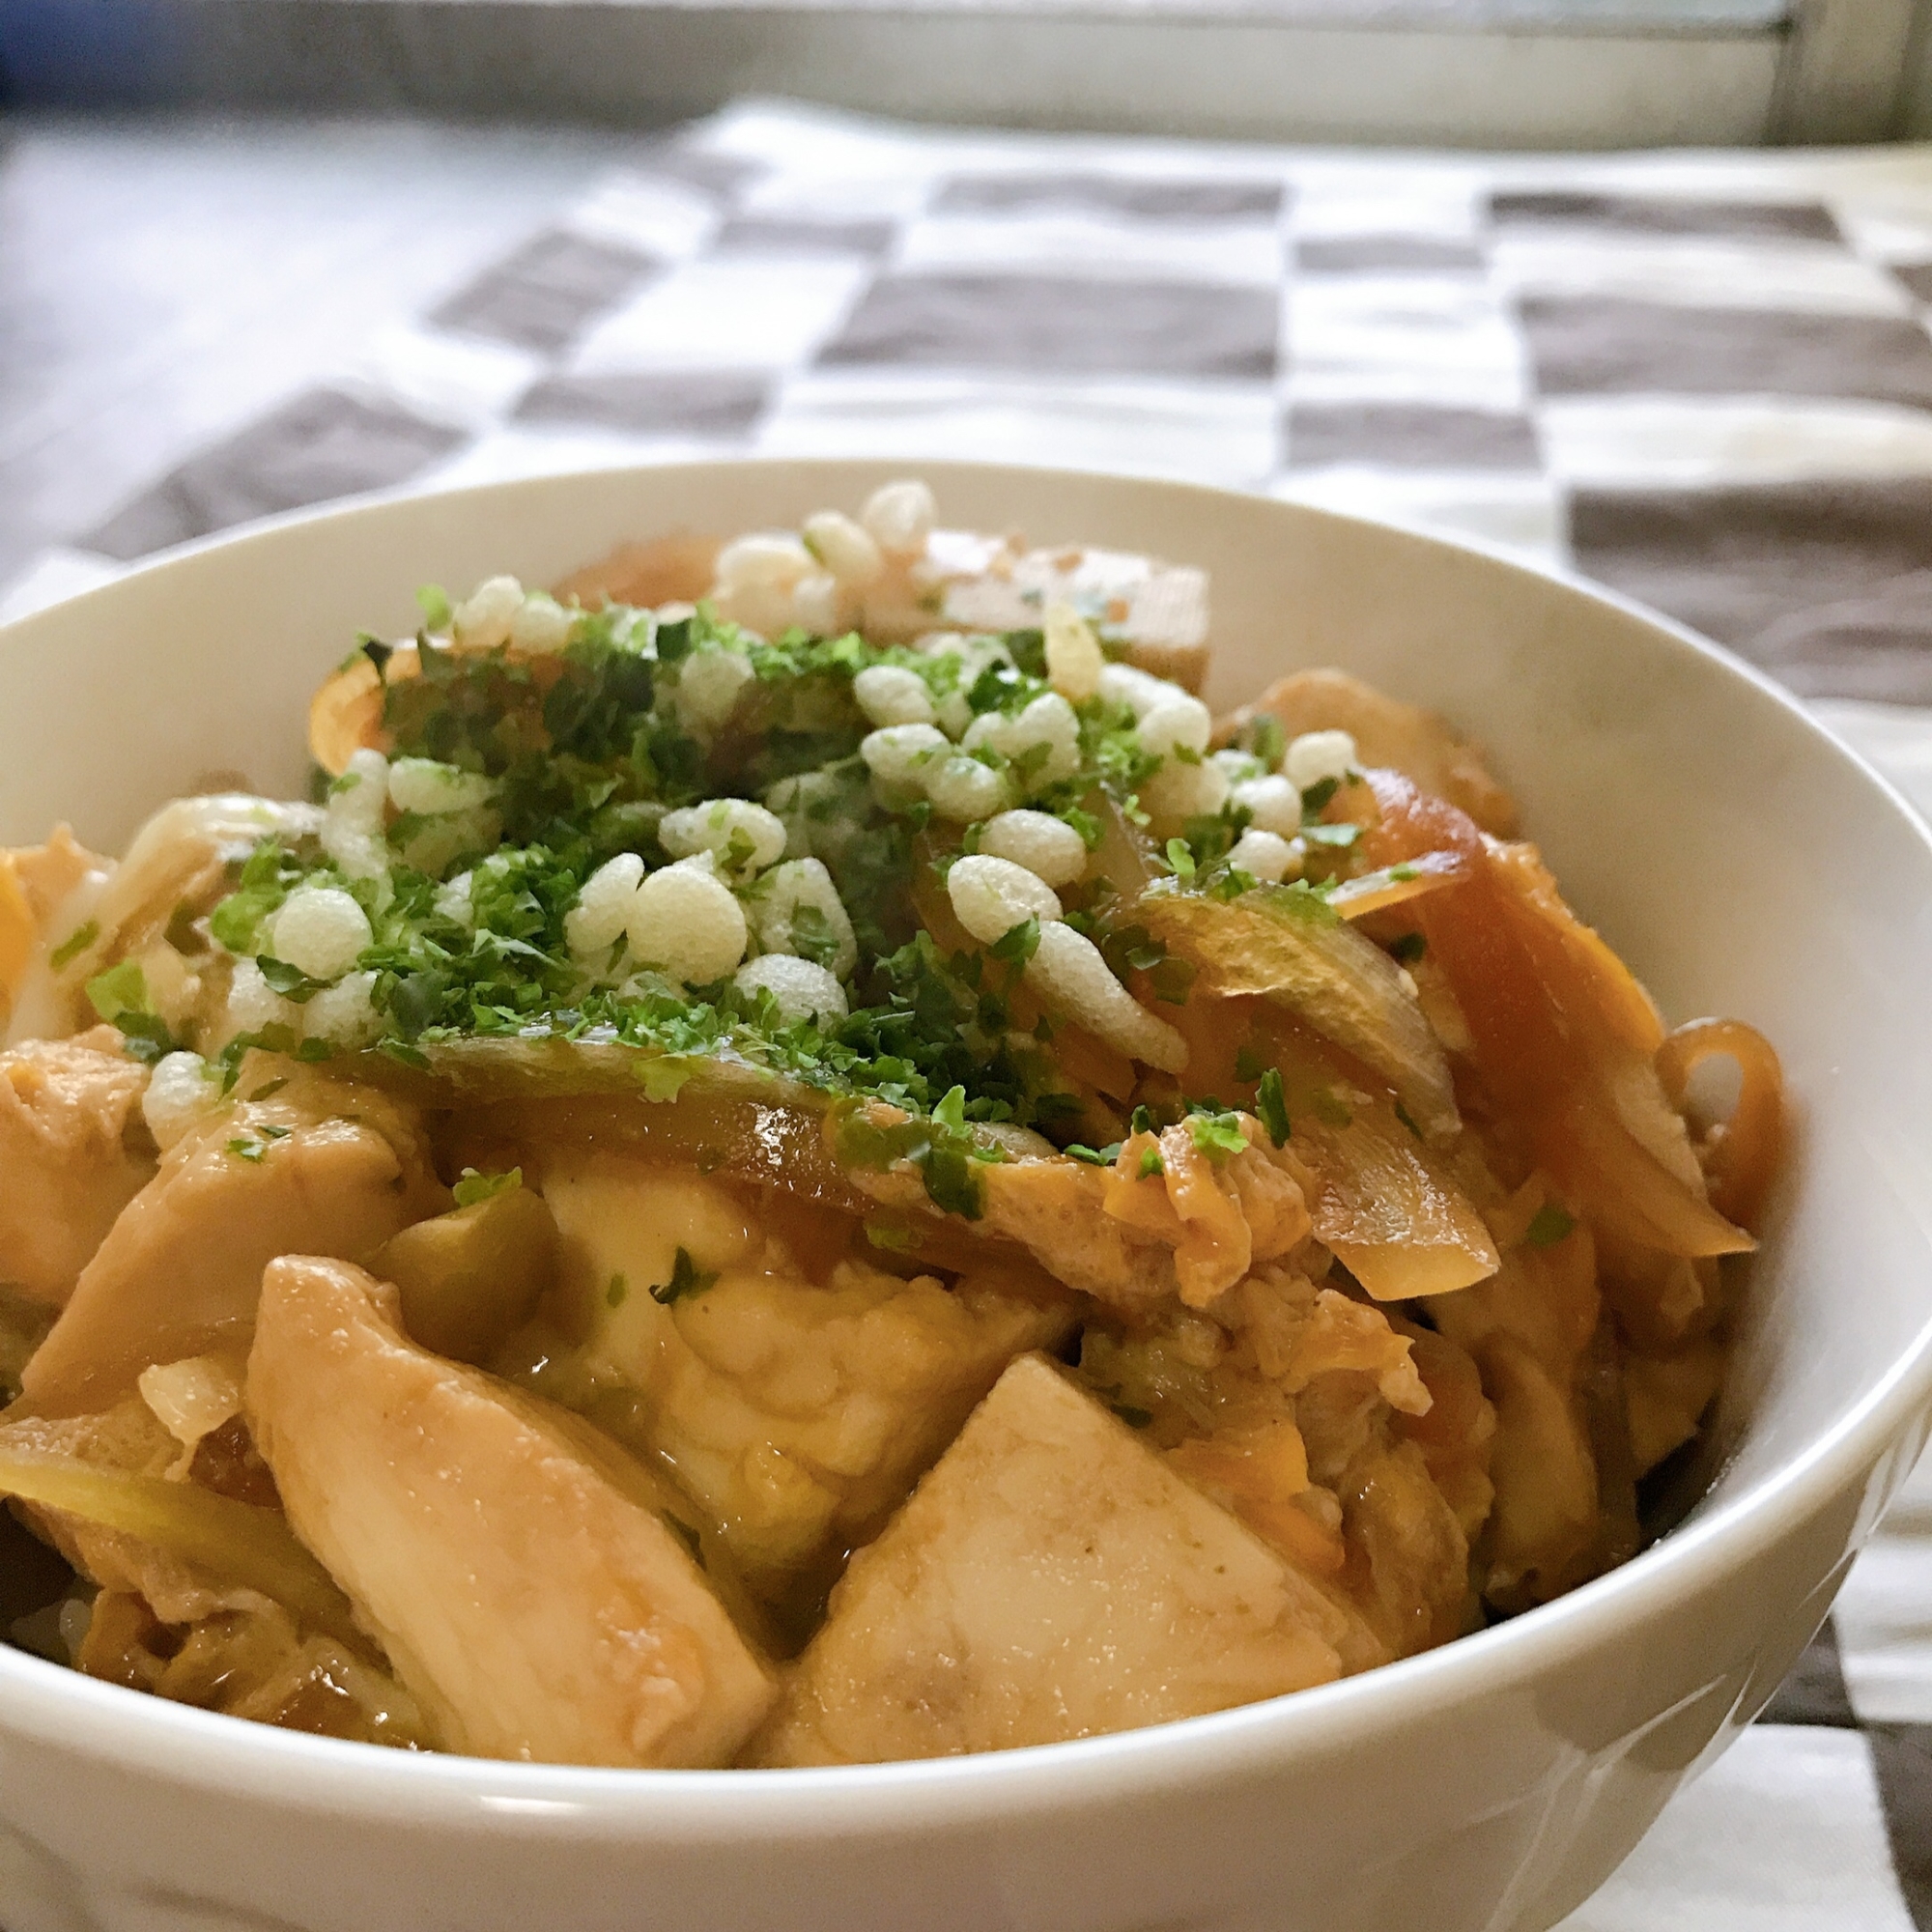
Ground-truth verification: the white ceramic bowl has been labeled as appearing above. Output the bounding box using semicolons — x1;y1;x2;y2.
4;461;1932;1932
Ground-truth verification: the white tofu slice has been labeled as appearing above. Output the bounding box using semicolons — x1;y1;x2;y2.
750;1353;1353;1766
247;1254;775;1768
532;1155;1077;1604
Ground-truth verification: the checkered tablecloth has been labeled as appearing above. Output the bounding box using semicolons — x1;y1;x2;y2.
9;96;1932;1931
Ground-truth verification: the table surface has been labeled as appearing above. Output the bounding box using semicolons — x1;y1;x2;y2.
6;98;1932;1932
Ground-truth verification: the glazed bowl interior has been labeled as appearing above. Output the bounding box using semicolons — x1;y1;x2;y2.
4;459;1932;1914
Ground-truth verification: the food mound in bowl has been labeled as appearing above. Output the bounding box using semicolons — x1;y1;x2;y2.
0;480;1785;1769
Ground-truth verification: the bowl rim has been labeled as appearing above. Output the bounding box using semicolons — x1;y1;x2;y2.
6;454;1932;1837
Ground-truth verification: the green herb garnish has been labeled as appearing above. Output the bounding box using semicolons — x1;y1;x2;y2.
649;1247;719;1305
49;922;99;970
1525;1203;1577;1248
453;1167;522;1209
1256;1066;1291;1148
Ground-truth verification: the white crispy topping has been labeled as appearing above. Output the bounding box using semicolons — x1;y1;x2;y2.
803;510;884;588
435;870;475;927
1097;660;1179;719
761;770;844;861
915;633;1012;737
270;886;373;983
658;798;787;881
1140;755;1231;830
142;1051;220;1152
627;856;748;987
852;664;936;729
860;478;936;557
860;723;949;797
925;754;1010;824
1232;773;1303;839
715;532;814;596
322;749;390;881
1134;693;1212;762
1026;922;1188;1074
946;855;1063;947
675;647;754;736
224;958;301;1042
978;810;1088;888
303;970;384;1048
564;852;646;958
755;858;859;980
791;572;843;637
508;593;573;655
1226;828;1302;884
1043;603;1103;702
452;575;524;651
1212;748;1264;783
1284;728;1359;792
386;757;495;817
960;692;1081;793
732;954;850;1029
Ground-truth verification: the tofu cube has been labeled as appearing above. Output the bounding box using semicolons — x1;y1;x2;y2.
750;1353;1351;1765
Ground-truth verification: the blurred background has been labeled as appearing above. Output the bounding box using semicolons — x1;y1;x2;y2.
10;0;1932;625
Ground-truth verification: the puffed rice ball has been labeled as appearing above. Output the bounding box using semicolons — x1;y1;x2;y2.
659;799;787;880
1226;828;1301;885
733;954;850;1029
861;723;949;799
142;1052;220;1152
1139;755;1231;829
1043;604;1103;702
223;959;301;1042
453;575;524;651
925;754;1010;824
387;758;495;816
1096;661;1179;719
1135;693;1212;762
860;479;936;557
977;810;1088;889
791;572;843;636
1026;922;1188;1074
755;858;859;980
919;632;1011;738
303;970;384;1049
627;857;748;987
1284;729;1358;792
762;770;845;861
750;862;858;981
852;664;936;729
270;886;372;983
675;647;755;736
803;510;884;588
1233;773;1303;839
322;749;390;881
960;692;1081;793
565;853;646;957
435;871;475;928
509;593;574;655
946;855;1063;948
715;532;813;597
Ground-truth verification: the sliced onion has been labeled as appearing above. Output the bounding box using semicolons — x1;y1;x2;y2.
1136;880;1461;1143
310;648;408;775
1295;1100;1499;1299
1656;1017;1787;1236
0;1442;357;1643
0;854;34;1008
1326;849;1470;923
1358;770;1751;1261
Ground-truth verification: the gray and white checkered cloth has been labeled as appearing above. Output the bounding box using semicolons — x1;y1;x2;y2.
10;97;1932;1930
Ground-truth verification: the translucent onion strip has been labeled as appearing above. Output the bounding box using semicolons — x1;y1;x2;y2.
0;1446;357;1644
